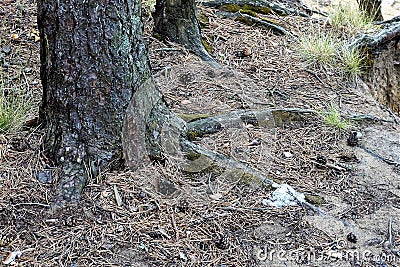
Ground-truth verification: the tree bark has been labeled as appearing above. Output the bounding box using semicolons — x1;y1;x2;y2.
153;0;215;63
350;22;400;116
202;0;310;17
357;0;383;21
37;0;172;201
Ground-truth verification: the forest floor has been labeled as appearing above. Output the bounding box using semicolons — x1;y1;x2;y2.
1;0;400;266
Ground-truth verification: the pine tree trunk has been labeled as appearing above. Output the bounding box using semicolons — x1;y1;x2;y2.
153;0;215;62
37;0;157;201
357;0;383;21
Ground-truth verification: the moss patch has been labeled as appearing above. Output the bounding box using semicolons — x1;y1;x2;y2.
221;4;272;15
152;32;162;40
184;152;201;161
272;110;303;126
198;12;210;28
235;16;254;25
239;9;259;17
305;194;326;206
181;155;215;173
201;38;213;54
178;113;211;122
221;4;241;12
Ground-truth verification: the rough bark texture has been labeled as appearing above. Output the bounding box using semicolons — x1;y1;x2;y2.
350;22;400;49
350;22;400;115
360;40;400;115
357;0;383;21
153;0;215;62
38;0;153;201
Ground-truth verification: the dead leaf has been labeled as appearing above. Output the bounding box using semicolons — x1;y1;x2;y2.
10;33;19;41
30;29;39;35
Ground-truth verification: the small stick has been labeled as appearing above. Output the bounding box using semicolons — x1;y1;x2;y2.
388;218;393;249
170;208;179;241
13;202;50;208
386;108;399;124
310;160;347;171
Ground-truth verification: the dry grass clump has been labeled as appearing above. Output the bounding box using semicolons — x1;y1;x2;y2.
328;2;377;34
0;76;32;133
295;29;364;77
295;30;339;65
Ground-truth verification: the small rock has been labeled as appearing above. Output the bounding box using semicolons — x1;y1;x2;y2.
236;47;252;58
242;47;252;56
181;155;214;173
101;190;111;198
101;242;113;250
347;132;358;146
215;234;229;249
157;178;178;196
138;190;147;199
181;99;192;105
209;193;223;200
347;232;357;243
316;155;327;164
37;170;53;184
2;45;11;54
283;151;293;158
117;225;124;232
247;137;261;146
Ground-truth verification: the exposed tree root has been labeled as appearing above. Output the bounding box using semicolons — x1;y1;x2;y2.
186;108;318;138
345;113;397;123
180;139;278;186
216;11;290;35
349;22;400;49
184;108;398;139
202;0;310;17
180;139;327;215
375;15;400;25
358;145;400;166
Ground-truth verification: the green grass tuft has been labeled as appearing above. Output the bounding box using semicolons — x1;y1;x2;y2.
322;105;351;130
